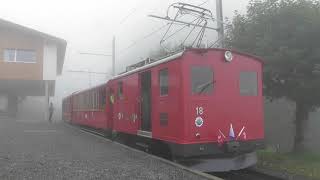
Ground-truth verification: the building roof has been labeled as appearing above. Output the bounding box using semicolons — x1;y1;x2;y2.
0;18;67;74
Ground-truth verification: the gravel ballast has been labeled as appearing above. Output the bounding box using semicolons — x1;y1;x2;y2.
0;118;215;180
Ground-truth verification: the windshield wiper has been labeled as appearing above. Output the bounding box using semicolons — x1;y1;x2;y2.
196;81;215;94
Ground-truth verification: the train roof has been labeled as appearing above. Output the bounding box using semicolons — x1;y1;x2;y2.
111;48;263;80
70;82;107;96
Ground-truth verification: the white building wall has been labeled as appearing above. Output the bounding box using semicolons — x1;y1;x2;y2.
43;42;57;80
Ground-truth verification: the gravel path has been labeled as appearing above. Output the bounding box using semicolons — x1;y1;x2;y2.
0;118;210;180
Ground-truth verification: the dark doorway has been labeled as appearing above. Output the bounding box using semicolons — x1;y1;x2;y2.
140;71;152;131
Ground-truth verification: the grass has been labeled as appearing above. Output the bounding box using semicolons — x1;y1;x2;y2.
257;149;320;179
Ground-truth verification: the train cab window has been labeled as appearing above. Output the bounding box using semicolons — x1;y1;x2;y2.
191;66;214;94
159;68;168;96
118;81;123;100
240;72;258;96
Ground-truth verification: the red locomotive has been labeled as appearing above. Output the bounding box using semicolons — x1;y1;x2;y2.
62;48;264;172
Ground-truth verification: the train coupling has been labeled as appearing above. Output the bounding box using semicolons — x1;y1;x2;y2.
226;141;240;153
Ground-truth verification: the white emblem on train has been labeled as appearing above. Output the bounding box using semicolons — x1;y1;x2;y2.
195;117;204;127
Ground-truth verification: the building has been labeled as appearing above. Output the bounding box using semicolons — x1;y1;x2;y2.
0;18;66;119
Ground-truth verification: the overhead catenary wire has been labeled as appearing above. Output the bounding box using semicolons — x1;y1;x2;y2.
120;7;138;25
161;16;203;43
158;2;217;50
118;0;217;56
208;24;232;48
118;23;170;56
198;0;210;7
181;17;204;45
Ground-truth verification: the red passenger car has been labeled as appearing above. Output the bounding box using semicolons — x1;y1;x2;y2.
70;84;109;129
63;48;264;172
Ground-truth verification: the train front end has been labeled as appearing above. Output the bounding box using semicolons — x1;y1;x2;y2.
173;49;265;172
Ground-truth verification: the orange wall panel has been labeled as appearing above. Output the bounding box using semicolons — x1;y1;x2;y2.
0;28;43;80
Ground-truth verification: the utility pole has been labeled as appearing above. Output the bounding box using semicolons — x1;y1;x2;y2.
216;0;224;48
112;36;116;76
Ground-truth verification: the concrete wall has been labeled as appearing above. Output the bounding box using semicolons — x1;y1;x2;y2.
305;110;320;152
264;98;320;153
16;96;59;122
264;98;295;152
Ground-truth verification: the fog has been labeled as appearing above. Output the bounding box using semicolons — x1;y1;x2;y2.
0;0;249;118
0;0;249;75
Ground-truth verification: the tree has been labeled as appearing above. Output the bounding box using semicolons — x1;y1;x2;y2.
225;0;320;152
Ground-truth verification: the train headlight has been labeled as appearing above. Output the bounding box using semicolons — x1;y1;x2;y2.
195;133;201;139
195;117;204;127
224;51;233;62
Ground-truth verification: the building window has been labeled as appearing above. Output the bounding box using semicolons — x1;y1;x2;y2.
191;66;214;94
160;113;168;126
240;72;258;96
159;68;168;96
3;49;15;62
3;49;36;63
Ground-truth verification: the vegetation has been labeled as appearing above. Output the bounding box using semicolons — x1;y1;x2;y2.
257;149;320;179
225;0;320;152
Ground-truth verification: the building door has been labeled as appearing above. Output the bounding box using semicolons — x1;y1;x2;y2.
140;71;152;132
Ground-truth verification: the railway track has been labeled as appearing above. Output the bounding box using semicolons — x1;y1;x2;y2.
211;169;285;180
75;125;284;180
78;126;108;138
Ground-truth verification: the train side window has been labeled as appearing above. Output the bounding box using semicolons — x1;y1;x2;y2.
101;88;106;106
79;95;81;110
93;91;96;109
117;81;123;100
96;90;99;109
240;72;258;96
93;91;97;109
81;94;85;109
87;92;91;109
88;91;93;110
159;68;169;96
191;66;213;94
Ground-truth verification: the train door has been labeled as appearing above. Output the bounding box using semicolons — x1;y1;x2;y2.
140;71;152;132
107;87;114;129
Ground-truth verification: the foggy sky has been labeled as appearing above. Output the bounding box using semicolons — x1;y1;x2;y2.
0;0;250;98
0;0;249;74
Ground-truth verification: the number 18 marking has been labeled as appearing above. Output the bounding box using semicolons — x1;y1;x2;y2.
196;107;204;115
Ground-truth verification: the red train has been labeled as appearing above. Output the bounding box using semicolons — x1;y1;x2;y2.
62;48;264;172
